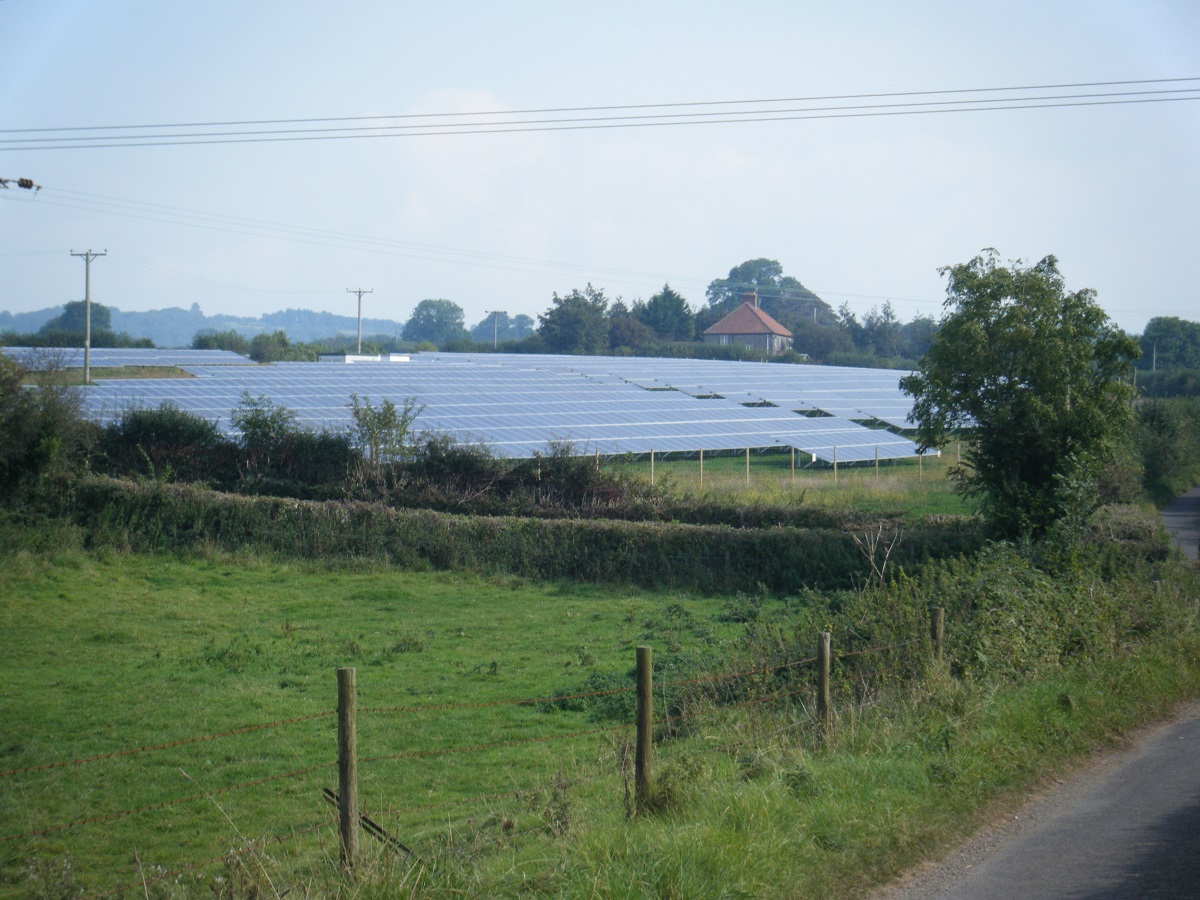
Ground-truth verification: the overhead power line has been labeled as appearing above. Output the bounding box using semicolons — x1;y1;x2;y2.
1;78;1196;151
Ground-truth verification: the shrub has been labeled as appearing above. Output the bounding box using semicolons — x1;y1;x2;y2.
0;354;90;498
96;403;237;486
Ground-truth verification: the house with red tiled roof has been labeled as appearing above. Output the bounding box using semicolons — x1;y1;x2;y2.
701;291;794;355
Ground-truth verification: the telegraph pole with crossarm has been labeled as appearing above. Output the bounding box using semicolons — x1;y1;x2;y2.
71;249;107;384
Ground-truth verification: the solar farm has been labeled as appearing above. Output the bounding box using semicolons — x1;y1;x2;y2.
58;349;925;464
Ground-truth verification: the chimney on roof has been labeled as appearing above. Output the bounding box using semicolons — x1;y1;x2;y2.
743;290;758;308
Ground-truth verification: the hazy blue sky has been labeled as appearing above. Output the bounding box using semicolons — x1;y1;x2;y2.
2;1;1197;336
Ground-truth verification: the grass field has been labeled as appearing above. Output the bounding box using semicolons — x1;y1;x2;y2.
610;445;970;519
4;530;1199;898
0;546;749;896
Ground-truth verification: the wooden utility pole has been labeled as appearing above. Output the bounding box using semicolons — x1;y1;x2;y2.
347;288;373;354
71;249;106;384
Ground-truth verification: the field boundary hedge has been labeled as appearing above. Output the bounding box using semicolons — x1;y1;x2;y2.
54;476;983;593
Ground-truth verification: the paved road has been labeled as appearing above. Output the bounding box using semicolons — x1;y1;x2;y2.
873;703;1200;899
1162;486;1200;561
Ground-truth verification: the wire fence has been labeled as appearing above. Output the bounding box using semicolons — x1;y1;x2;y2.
4;619;940;894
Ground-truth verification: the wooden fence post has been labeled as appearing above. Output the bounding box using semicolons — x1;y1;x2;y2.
817;632;832;736
650;449;655;486
833;447;838;485
636;645;653;812
337;667;359;873
745;447;750;486
930;607;945;664
699;448;704;487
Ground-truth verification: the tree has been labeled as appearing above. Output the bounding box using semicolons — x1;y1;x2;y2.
1139;316;1200;371
192;328;251;355
231;391;300;478
41;300;112;335
900;250;1140;538
699;259;833;334
470;311;536;344
863;302;901;358
0;352;89;496
249;329;293;363
403;299;469;347
898;315;938;361
638;284;694;341
608;314;654;351
537;284;610;354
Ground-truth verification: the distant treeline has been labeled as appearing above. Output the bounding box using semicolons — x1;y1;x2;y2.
6;259;1200;376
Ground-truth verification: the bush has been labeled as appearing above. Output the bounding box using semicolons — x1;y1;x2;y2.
0;354;90;499
96;403;237;486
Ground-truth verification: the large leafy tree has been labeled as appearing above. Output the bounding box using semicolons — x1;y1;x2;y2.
42;299;113;334
900;250;1140;538
699;258;833;334
403;299;469;347
470;311;536;344
538;284;610;354
1139;316;1200;371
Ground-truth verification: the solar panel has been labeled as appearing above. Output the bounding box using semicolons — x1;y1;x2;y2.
81;353;922;460
1;347;255;368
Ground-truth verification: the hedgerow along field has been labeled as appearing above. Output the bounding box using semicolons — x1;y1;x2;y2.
4;505;1200;898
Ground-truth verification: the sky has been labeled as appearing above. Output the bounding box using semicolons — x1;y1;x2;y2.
1;1;1197;338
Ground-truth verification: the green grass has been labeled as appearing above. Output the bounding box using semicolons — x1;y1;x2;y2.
3;538;1198;898
609;445;971;519
0;546;744;896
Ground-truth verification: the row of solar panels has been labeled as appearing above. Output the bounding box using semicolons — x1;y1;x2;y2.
75;351;923;463
1;347;255;367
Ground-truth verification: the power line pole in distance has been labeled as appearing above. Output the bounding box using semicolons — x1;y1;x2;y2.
347;288;373;354
484;310;501;349
71;249;106;384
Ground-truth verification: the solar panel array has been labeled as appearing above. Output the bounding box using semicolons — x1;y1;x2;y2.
1;347;255;368
82;353;923;462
